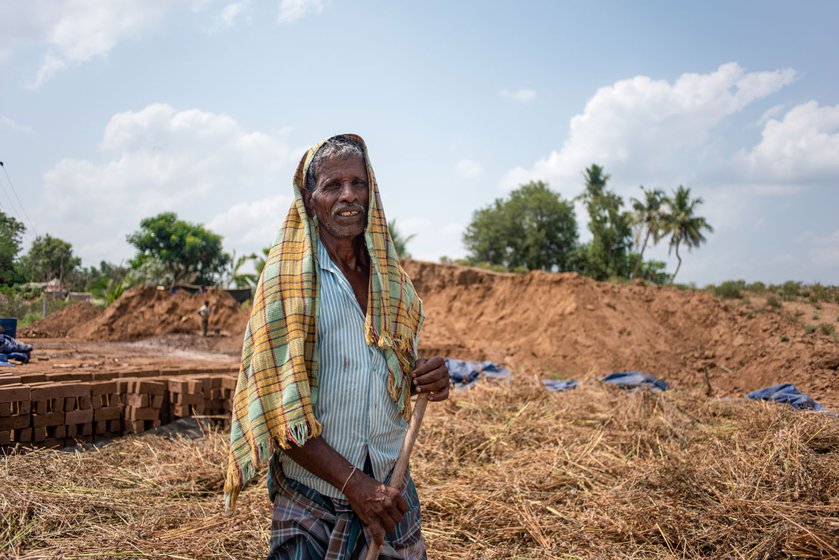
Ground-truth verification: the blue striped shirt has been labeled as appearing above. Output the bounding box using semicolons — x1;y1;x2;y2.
280;238;408;499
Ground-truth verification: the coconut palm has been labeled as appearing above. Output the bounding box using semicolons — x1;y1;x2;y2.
224;251;257;288
630;186;666;277
388;218;416;259
662;185;714;282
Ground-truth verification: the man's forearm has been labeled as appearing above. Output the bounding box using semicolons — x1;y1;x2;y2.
281;436;357;493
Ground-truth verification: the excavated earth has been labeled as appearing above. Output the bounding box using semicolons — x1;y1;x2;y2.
20;261;839;409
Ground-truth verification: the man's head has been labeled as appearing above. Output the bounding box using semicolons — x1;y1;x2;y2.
301;136;369;240
204;300;209;305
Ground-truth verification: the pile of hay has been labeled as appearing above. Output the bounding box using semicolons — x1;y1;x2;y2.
1;376;837;559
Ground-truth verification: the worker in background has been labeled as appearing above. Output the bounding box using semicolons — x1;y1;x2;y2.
198;300;210;337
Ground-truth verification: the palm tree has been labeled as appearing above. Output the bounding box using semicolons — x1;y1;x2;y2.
224;251;257;288
630;186;666;277
254;246;271;278
662;186;714;282
388;218;416;259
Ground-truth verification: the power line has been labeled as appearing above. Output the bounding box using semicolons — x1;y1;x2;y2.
0;161;39;236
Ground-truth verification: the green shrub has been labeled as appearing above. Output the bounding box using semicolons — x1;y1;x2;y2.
804;324;817;334
780;335;789;342
766;295;781;310
781;281;801;300
819;323;836;336
715;280;745;299
746;281;766;294
813;313;820;321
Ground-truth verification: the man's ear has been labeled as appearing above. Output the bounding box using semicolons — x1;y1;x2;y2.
300;187;315;218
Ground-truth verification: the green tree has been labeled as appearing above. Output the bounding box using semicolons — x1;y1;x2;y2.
629;186;666;277
0;210;26;285
578;165;633;280
388;218;416;259
85;261;131;304
662;185;714;282
126;212;229;286
464;181;578;271
254;246;271;279
20;234;81;284
223;250;258;288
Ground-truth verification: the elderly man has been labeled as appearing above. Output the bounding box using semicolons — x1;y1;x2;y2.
225;134;449;560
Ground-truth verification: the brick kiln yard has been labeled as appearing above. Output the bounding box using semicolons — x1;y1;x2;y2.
2;261;838;559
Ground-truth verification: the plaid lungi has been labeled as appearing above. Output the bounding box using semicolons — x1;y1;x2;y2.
267;462;426;560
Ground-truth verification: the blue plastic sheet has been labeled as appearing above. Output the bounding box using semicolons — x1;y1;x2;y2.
445;359;511;388
0;334;32;364
542;379;579;392
747;383;824;412
0;354;14;367
601;372;668;391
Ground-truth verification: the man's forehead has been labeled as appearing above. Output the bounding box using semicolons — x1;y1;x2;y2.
315;156;367;178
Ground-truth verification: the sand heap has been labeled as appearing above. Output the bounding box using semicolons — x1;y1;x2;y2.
402;260;839;407
19;301;103;338
74;286;248;341
23;287;248;342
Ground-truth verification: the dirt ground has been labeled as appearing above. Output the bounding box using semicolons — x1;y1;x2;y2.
17;260;839;410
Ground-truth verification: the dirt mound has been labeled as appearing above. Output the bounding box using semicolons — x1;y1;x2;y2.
73;286;248;342
402;260;839;408
19;302;103;338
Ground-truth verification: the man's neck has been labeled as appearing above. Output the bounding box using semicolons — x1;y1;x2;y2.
319;230;368;274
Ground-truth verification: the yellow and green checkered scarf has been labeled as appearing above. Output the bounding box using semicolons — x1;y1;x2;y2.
224;134;424;510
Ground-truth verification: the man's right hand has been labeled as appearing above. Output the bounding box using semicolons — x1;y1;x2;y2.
344;472;408;546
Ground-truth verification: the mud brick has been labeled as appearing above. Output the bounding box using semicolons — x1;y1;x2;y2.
0;385;30;404
126;394;149;408
125;419;145;433
17;373;46;384
170;403;192;417
30;385;67;414
94;420;108;434
151;394;164;408
0;431;9;445
0;415;30;430
46;372;80;382
168;379;190;392
94;406;120;421
130;380;166;395
66;422;92;437
127;407;159;421
33;425;66;441
65;408;94;424
13;427;32;443
32;412;64;427
221;376;238;390
1;399;32;416
90;381;118;396
173;392;203;406
0;376;22;386
107;419;121;432
91;371;117;381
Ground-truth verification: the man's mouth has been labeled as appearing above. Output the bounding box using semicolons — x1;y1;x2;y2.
335;208;364;218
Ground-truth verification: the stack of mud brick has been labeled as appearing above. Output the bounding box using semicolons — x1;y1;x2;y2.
90;381;121;441
120;379;168;434
168;374;237;421
0;385;31;446
62;383;94;445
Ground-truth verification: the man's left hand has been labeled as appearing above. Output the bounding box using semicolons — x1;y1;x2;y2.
412;357;450;402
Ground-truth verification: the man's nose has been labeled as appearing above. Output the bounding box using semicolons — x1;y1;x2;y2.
338;181;357;202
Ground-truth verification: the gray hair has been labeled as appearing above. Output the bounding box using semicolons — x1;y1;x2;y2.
305;136;365;190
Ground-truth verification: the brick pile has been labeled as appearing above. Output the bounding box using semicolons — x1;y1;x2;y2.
0;366;238;450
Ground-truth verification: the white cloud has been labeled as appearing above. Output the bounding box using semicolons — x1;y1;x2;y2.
278;0;324;23
207;194;292;247
2;0;174;88
220;1;249;27
500;63;796;191
499;88;536;102
38;103;300;265
736;101;839;184
0;115;33;134
454;158;484;178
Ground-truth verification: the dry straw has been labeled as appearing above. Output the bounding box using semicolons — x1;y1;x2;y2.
1;375;837;559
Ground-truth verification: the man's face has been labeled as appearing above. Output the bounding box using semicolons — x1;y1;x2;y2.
305;157;369;239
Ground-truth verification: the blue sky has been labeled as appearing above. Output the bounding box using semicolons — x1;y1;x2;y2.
1;0;838;284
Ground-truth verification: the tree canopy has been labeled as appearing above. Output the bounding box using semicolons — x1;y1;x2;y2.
0;210;26;285
464;181;578;271
576;165;633;280
19;234;81;285
126;212;228;286
662;185;714;282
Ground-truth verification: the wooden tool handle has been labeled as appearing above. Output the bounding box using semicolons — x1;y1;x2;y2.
364;394;429;560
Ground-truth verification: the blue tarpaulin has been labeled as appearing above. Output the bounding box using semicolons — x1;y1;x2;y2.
542;379;579;392
747;383;824;411
0;334;32;364
445;359;511;388
601;372;668;391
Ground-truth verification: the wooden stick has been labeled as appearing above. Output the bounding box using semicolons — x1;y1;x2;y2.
364;393;429;560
